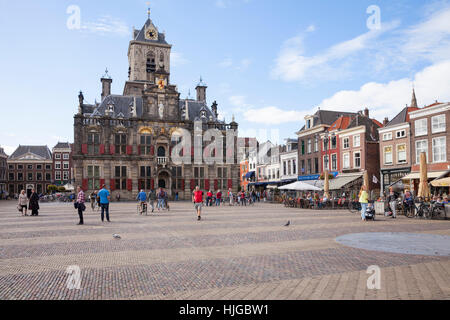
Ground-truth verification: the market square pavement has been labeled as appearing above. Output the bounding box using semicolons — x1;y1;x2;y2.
0;200;449;300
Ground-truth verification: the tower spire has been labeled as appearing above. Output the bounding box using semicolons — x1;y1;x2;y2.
411;87;418;108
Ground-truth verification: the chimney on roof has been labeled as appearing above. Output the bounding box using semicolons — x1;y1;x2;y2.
101;69;113;101
364;108;369;117
383;117;389;126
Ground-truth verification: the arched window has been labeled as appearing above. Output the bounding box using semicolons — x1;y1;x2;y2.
157;146;166;157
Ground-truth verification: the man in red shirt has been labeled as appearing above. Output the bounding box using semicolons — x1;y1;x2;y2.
192;186;204;221
216;190;222;206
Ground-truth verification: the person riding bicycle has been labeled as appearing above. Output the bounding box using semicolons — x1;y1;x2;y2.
136;189;147;215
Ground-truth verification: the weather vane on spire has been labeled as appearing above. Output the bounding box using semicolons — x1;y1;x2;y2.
146;2;151;18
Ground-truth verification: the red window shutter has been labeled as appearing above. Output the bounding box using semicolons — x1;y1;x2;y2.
127;179;132;191
126;145;133;155
99;144;105;155
228;179;233;189
110;179;116;191
181;179;185;190
151;179;154;190
100;179;105;188
82;179;88;191
191;146;194;156
138;179;143;190
190;179;195;190
205;179;210;190
137;145;141;155
214;179;218;190
81;144;88;155
150;146;155;156
109;145;115;155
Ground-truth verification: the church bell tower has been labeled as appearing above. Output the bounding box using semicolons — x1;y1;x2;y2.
123;7;172;96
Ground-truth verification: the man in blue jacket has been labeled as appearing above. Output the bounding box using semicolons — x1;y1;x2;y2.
97;185;111;222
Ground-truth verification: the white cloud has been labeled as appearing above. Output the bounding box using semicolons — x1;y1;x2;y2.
229;95;307;124
81;15;130;37
243;107;308;125
272;4;450;83
401;7;450;62
171;51;189;67
306;24;316;32
272;21;398;82
229;95;252;108
319;60;450;121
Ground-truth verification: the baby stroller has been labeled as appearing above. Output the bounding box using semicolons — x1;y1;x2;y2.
365;202;376;221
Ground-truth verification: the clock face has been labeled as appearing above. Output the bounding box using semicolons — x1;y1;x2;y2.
146;28;158;40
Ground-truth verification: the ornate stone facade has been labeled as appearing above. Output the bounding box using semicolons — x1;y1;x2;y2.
73;15;240;200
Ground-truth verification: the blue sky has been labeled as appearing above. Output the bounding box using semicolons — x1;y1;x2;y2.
1;0;450;155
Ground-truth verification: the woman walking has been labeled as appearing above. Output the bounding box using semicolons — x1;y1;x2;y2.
359;185;369;221
18;190;28;216
29;189;40;216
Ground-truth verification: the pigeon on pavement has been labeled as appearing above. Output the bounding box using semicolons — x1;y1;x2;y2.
113;234;121;239
284;221;291;227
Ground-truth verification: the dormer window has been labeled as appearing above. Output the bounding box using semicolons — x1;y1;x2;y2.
201;110;206;118
107;103;114;113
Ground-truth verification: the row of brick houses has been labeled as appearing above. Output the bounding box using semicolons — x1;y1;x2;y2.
2;143;74;197
240;90;449;197
379;92;450;195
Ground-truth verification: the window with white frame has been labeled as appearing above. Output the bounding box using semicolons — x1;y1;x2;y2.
343;153;350;169
397;144;407;164
331;154;337;171
55;171;61;180
63;154;69;160
307;139;312;154
432;115;446;134
383;132;393;141
432;137;446;163
343;138;349;149
354;152;361;168
384;146;393;165
55;162;61;169
396;130;406;138
314;138;318;152
63;171;69;180
353;135;361;147
55;153;61;159
63;162;69;170
415;140;428;164
415;119;427;137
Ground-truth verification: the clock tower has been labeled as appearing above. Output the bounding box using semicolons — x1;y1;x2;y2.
124;10;172;97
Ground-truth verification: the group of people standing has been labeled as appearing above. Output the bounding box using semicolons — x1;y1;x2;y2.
17;189;40;216
74;185;111;225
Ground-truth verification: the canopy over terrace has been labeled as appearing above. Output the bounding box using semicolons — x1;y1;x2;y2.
279;181;322;191
431;177;450;187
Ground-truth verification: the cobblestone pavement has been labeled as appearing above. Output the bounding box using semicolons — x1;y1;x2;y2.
0;201;449;300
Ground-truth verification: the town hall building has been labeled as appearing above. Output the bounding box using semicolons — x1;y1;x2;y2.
73;12;240;200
